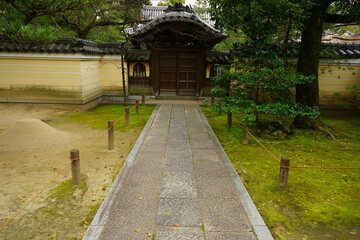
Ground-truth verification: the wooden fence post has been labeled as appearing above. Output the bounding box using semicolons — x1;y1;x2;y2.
242;125;249;145
135;100;139;114
218;105;222;116
141;94;145;106
70;149;81;185
125;108;130;127
279;157;290;191
227;112;232;128
108;120;114;150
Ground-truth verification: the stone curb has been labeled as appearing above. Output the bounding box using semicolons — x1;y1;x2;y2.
196;105;274;240
82;104;160;240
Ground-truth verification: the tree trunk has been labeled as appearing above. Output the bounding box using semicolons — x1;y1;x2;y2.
295;1;333;128
77;29;90;39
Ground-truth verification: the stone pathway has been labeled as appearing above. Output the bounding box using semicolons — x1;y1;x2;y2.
84;104;273;240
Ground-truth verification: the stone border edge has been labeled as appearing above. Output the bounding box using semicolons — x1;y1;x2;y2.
196;105;274;240
82;104;160;240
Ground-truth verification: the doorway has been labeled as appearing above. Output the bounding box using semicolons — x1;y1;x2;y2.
152;48;204;96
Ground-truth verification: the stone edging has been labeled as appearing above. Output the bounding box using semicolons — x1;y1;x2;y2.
82;104;160;240
196;105;274;240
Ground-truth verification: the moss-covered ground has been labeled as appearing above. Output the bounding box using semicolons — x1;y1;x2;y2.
65;104;155;130
201;106;360;240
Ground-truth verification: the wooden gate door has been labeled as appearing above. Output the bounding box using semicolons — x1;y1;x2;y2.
158;50;198;96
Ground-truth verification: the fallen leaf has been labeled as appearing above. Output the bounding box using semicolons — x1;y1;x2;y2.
224;197;229;199
138;197;143;200
165;212;172;215
134;228;142;232
173;224;180;226
147;232;153;237
349;232;357;235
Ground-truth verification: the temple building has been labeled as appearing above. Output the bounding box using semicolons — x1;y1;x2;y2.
0;3;359;108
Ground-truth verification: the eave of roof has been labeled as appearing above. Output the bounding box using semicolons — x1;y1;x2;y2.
129;5;227;48
0;38;124;55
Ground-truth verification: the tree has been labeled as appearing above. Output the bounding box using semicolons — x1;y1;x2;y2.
157;0;185;6
211;42;319;131
0;0;80;24
60;0;148;39
295;0;360;128
0;0;149;42
207;0;360;128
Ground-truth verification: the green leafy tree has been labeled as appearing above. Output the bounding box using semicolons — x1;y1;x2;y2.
294;0;360;127
157;0;185;6
207;0;360;128
212;43;319;127
60;0;148;39
0;0;69;44
0;0;149;43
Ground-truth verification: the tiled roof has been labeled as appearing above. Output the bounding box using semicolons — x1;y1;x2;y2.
206;51;232;63
320;42;360;58
232;42;360;59
0;37;124;55
1;37;359;60
129;3;227;49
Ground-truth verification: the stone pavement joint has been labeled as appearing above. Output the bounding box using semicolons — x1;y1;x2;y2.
83;104;273;240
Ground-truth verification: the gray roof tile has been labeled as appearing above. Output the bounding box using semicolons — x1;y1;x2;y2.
0;37;124;55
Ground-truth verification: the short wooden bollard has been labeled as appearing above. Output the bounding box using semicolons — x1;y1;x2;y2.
108;120;114;150
70;149;81;185
211;96;215;105
141;94;145;105
279;157;290;191
218;106;222;116
227;112;232;128
135;100;139;114
242;125;249;145
125;108;130;127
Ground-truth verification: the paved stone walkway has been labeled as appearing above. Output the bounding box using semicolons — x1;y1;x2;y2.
84;104;273;240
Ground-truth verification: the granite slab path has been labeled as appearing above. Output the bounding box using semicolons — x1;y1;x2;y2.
83;104;273;240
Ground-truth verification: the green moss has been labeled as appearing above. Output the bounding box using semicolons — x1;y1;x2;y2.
48;175;88;200
65;104;155;130
80;202;102;229
201;106;360;239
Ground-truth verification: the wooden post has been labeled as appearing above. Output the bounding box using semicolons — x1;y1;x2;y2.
108;120;114;150
242;125;249;145
218;105;222;116
227;112;232;128
211;96;215;105
135;100;139;114
70;149;81;185
125;108;130;127
141;94;145;106
279;157;290;191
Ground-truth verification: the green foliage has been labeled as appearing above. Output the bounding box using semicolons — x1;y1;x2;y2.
87;25;126;43
0;0;149;42
211;42;319;126
208;0;314;42
157;0;185;6
213;30;246;51
2;22;63;45
202;106;360;239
